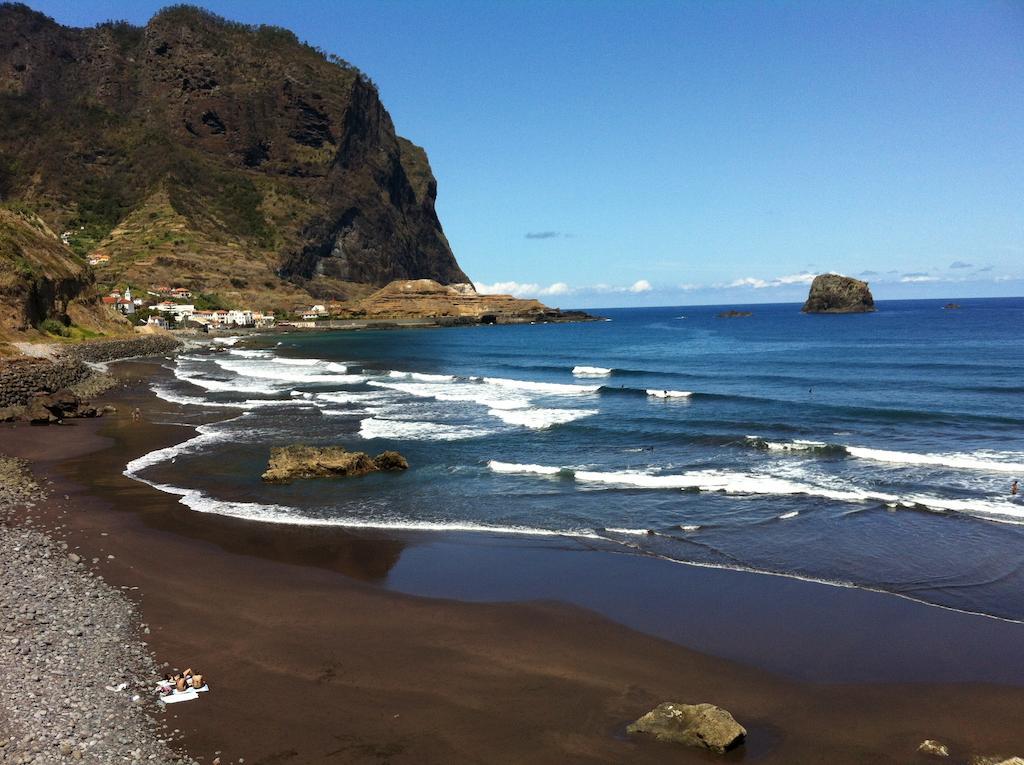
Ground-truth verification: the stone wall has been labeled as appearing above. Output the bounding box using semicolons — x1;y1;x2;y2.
0;358;90;408
62;334;181;364
0;334;181;407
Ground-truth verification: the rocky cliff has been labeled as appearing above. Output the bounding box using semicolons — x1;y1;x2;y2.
0;3;469;310
0;208;127;342
801;274;875;314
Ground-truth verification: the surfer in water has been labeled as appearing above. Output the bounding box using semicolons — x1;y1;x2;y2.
1013;479;1019;496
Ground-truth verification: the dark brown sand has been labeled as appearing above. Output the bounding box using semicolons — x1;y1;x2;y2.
5;362;1024;764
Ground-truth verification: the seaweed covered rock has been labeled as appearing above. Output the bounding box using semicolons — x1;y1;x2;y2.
801;274;875;313
262;444;409;483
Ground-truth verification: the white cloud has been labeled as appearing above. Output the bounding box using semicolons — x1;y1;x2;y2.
727;277;769;289
899;275;939;283
474;279;653;299
774;272;817;285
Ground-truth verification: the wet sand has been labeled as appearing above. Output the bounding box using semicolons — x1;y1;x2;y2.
5;361;1024;764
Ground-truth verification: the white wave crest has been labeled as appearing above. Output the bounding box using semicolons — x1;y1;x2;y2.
646;389;692;399
359;417;490;441
488;407;597;429
214;358;366;385
272;357;321;366
483;377;601;395
487;461;564;476
572;366;612;377
151;384;242;409
369;380;529;411
603;527;650;535
212;336;240;345
846;446;1024;474
228;349;272;359
387;370;456;382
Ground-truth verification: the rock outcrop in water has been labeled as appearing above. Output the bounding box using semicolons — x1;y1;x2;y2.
626;702;746;754
261;444;408;483
717;310;752;318
801;274;875;314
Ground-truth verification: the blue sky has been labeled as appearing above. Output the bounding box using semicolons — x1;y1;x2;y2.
34;0;1024;307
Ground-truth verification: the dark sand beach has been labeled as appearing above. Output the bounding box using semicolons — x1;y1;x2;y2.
5;360;1024;764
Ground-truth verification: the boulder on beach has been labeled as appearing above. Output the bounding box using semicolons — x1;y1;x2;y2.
969;757;1024;765
919;740;950;757
262;445;409;483
801;273;875;314
626;702;746;754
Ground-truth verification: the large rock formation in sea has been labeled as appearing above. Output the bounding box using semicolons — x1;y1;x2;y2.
0;4;472;312
801;273;876;314
262;444;409;484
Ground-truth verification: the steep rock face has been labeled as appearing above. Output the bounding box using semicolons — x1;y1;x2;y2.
0;209;126;341
801;274;875;314
0;4;468;304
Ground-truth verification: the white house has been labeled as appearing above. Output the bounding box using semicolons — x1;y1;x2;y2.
226;309;253;327
146;315;169;329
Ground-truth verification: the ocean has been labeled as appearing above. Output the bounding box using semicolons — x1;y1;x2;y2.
130;297;1024;622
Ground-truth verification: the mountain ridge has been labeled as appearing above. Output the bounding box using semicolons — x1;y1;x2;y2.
0;3;471;311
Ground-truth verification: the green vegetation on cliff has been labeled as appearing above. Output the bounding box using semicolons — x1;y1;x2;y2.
0;2;469;314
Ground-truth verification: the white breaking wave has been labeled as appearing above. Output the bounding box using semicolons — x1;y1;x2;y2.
487;460;1024;522
603;527;650;535
212;336;240;345
846;446;1024;474
151;384;242;409
173;366;277;395
228;349;272;359
239;398;317;409
759;438;830;452
572;366;612;377
213;358;366;385
369;379;529;410
646;389;692;399
488;407;598;429
779;511;800;520
387;370;456;382
359;417;491;441
271;357;321;366
488;461;564;476
482;377;601;395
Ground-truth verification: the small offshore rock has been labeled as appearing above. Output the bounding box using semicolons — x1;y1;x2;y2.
801;273;876;314
626;702;746;754
919;740;950;757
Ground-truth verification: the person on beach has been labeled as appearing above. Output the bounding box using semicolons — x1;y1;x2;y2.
131;407;141;422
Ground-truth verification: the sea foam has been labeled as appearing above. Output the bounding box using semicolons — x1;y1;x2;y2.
646;389;692;398
572;366;613;377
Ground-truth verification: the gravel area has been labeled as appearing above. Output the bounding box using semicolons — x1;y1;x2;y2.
0;455;197;764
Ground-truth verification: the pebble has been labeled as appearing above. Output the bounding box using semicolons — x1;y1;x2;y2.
0;455;200;764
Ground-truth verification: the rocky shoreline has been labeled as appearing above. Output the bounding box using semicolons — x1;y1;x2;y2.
0;458;197;764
